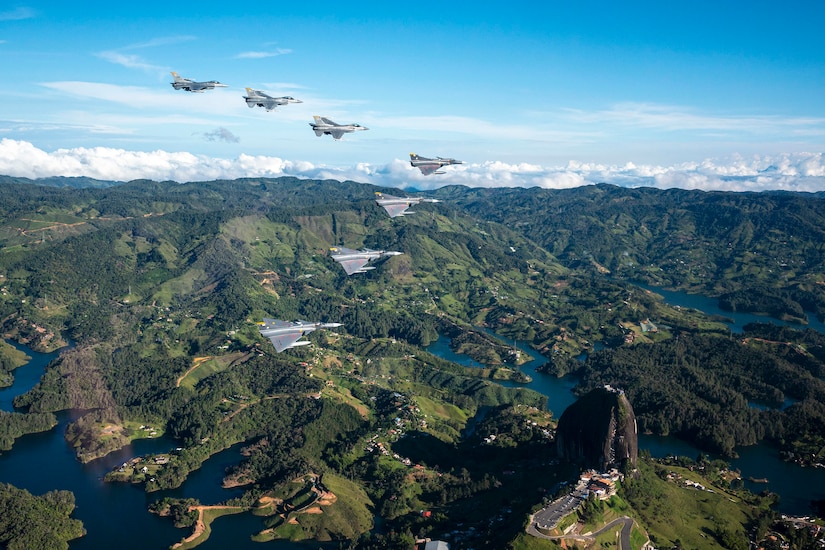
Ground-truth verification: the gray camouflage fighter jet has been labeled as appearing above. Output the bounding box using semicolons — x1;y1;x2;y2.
409;152;463;175
330;247;403;275
309;116;368;140
257;318;342;353
243;88;303;111
170;72;228;92
375;192;441;218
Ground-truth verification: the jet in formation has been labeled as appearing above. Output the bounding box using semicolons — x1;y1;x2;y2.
258;318;342;353
170;72;228;93
243;88;303;111
310;116;368;140
375;192;441;218
330;247;403;275
409;153;463;175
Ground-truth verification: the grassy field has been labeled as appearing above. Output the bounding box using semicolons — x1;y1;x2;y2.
257;473;374;543
627;460;754;549
172;506;246;550
177;353;249;390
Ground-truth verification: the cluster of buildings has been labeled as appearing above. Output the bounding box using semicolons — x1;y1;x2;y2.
579;469;622;500
362;392;423;468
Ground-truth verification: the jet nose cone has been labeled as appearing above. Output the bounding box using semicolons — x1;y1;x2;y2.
325;323;343;328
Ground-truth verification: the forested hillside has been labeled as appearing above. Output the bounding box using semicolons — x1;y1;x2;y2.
1;176;824;548
451;183;825;321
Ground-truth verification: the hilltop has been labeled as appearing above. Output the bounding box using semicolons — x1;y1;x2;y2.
0;176;824;548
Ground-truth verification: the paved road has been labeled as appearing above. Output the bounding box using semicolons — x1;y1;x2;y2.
528;514;634;550
589;516;633;549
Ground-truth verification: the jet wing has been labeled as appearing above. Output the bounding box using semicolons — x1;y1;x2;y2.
330;130;346;140
417;164;440;176
382;203;412;218
188;82;209;92
267;331;305;352
261;99;280;111
337;258;371;275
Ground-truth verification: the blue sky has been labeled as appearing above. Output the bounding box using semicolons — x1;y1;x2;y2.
1;1;824;190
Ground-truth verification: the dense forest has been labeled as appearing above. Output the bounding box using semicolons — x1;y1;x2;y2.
1;176;824;548
551;325;825;457
0;483;85;549
452;183;825;321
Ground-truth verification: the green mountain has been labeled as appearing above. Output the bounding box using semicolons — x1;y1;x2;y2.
1;177;823;548
452;183;825;321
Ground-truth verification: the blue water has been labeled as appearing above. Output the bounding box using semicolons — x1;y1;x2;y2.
426;303;825;516
632;281;825;334
427;335;487;369
427;333;579;418
0;339;66;411
748;396;797;411
4;273;825;547
0;339;325;549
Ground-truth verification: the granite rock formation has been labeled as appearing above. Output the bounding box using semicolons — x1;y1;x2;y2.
556;385;638;471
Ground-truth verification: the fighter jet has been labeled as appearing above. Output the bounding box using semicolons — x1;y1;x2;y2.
330;247;403;275
309;116;368;140
170;72;228;93
375;192;441;218
258;318;342;353
243;88;303;111
410;153;463;175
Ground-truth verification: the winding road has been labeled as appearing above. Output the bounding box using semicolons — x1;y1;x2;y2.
528;515;635;549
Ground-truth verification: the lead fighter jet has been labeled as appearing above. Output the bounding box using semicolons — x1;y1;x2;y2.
243;88;303;111
375;192;441;218
410;153;463;175
170;72;228;92
309;116;368;140
258;318;342;353
330;247;403;275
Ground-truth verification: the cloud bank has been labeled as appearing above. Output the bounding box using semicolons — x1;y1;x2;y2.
1;139;823;193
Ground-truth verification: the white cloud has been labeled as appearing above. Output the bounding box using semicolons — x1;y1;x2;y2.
1;139;824;193
562;102;825;136
0;7;35;21
200;127;240;143
40;81;239;116
95;36;196;73
235;49;292;59
95;51;166;72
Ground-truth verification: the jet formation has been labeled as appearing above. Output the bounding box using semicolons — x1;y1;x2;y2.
258;318;342;353
167;71;443;347
375;192;441;218
310;116;369;140
330;247;403;275
243;88;303;111
170;72;228;93
410;153;463;175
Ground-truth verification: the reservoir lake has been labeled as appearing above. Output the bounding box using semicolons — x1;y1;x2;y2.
1;282;824;547
427;283;825;516
0;341;330;549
